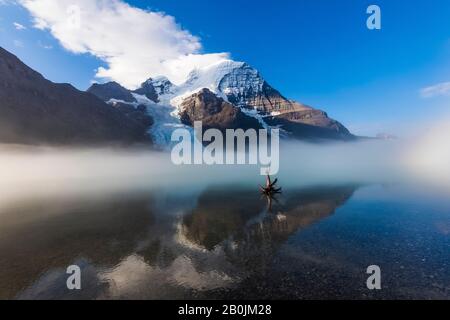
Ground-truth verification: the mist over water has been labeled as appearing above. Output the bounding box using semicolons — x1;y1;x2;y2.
0;132;448;207
404;120;450;187
0;142;376;196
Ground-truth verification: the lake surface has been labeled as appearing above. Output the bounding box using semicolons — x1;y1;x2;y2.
0;183;448;300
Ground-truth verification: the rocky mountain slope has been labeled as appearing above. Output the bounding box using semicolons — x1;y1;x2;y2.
0;47;152;145
179;88;263;132
87;81;136;103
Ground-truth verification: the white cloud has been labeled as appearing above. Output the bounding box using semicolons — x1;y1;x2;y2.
37;40;52;49
13;39;24;47
420;82;450;98
18;0;229;88
13;22;27;30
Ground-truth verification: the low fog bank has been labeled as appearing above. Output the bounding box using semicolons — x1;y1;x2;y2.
0;126;449;206
403;120;450;187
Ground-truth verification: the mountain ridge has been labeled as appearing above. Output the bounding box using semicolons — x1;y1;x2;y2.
0;47;152;146
0;45;353;147
88;59;354;145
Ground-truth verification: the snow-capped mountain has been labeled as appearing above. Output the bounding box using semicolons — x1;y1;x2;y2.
149;76;176;97
170;60;309;114
178;60;248;100
88;59;354;147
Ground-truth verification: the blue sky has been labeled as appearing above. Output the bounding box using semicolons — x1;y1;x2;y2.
1;0;449;136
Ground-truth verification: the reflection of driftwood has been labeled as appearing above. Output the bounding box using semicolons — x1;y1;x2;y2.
263;192;280;213
260;175;282;197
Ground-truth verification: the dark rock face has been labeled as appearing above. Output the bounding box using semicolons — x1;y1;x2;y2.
133;79;158;102
268;110;354;141
0;47;151;145
179;88;263;132
178;88;353;141
267;117;353;141
110;102;154;128
87;81;136;103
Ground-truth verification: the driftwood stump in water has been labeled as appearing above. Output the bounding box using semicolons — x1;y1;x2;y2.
260;175;282;197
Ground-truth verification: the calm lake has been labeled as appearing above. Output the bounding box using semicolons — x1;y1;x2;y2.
0;183;448;300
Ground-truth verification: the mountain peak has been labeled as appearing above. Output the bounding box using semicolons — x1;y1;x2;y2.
143;76;175;97
88;81;136;103
181;60;247;94
133;79;158;102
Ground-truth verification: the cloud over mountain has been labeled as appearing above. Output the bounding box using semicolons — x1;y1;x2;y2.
19;0;229;88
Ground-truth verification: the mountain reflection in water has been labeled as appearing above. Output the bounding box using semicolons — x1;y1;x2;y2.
0;184;448;300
